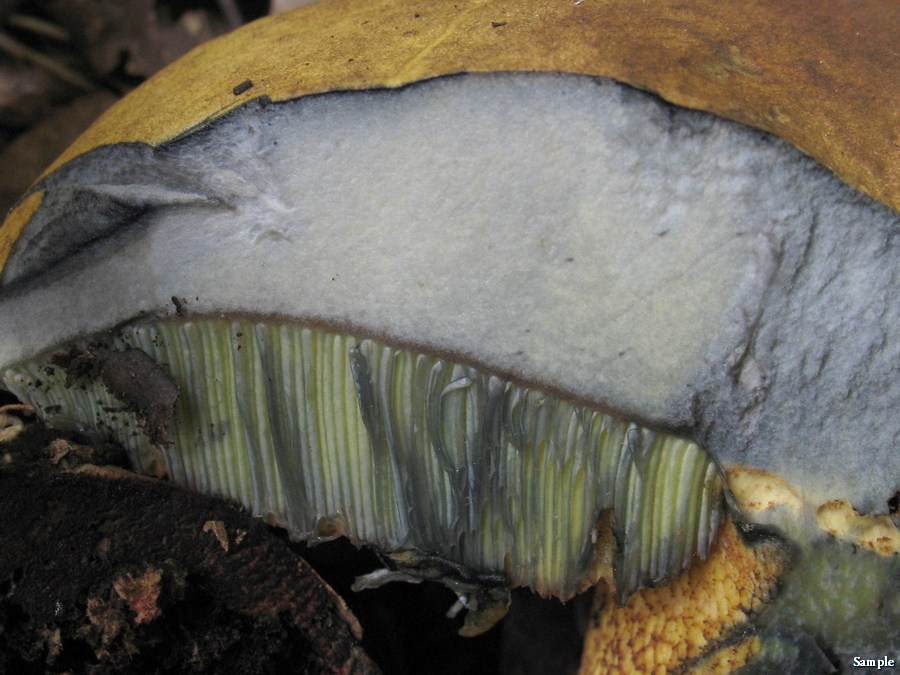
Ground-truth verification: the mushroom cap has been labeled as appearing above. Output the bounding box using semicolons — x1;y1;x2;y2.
0;0;898;514
2;0;898;230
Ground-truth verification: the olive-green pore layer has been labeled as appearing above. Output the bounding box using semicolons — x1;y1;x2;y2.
2;318;723;600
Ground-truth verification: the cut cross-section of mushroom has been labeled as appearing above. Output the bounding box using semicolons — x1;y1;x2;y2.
0;0;897;661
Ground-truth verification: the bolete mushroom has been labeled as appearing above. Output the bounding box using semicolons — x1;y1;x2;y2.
1;0;897;668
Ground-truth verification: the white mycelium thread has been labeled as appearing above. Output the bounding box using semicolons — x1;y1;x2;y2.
4;318;723;599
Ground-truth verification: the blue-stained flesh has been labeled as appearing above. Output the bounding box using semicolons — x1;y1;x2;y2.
2;317;724;600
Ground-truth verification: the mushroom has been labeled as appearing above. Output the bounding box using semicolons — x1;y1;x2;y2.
1;0;897;666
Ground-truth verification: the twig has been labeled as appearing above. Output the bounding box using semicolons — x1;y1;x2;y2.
0;404;36;416
5;13;71;42
0;30;93;91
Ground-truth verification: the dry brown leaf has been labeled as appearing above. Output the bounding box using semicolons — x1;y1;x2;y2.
0;60;69;127
44;0;225;78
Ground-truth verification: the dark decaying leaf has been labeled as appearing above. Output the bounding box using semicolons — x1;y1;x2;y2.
0;60;69;128
0;436;379;673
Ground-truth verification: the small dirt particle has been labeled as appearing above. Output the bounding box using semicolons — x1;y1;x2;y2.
203;520;229;552
232;79;253;95
113;566;164;625
99;348;178;445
